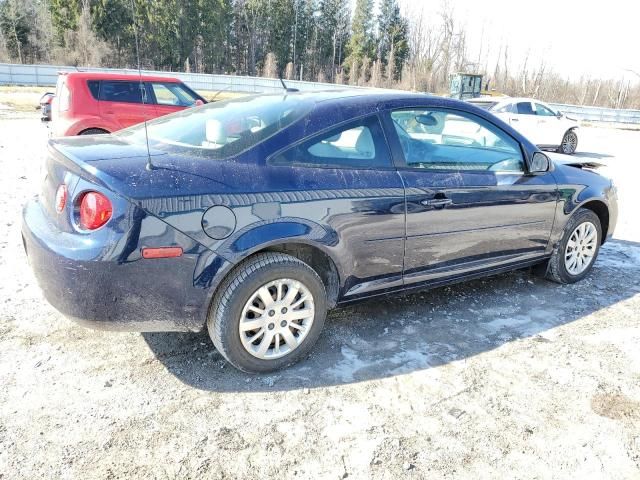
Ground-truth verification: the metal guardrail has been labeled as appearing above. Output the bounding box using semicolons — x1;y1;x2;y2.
2;62;639;124
0;62;357;94
548;103;640;125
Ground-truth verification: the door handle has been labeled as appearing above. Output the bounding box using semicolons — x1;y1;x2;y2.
421;198;452;207
511;118;519;122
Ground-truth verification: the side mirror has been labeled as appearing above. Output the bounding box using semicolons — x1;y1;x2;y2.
415;113;439;127
530;152;550;173
556;111;563;118
194;99;205;107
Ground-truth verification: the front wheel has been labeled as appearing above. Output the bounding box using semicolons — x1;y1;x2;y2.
558;129;578;154
207;252;327;373
546;208;601;284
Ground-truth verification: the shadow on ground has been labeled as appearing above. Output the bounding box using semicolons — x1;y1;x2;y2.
143;239;640;392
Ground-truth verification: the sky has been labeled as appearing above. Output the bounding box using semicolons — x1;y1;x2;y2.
399;0;639;83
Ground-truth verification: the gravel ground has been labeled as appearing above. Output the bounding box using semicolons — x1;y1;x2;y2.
1;112;639;479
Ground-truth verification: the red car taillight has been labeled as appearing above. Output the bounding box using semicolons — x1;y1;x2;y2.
78;191;112;230
55;185;67;213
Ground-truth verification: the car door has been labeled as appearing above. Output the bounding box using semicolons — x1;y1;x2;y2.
98;80;152;130
385;107;558;285
509;101;540;143
533;102;561;145
269;114;406;298
148;82;199;118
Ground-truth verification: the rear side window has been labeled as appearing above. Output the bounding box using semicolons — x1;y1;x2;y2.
87;80;100;99
272;115;391;169
99;81;144;103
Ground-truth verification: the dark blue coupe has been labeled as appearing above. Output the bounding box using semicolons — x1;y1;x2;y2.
22;90;617;372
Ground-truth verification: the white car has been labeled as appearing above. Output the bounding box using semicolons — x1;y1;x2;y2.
468;97;580;154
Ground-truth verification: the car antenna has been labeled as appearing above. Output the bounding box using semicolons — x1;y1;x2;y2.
278;71;299;93
129;0;155;171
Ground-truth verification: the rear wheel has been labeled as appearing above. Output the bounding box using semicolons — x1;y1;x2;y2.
558;129;578;154
79;128;109;135
546;208;601;284
207;252;327;373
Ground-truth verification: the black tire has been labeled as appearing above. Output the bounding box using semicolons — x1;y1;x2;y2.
207;252;327;373
557;129;578;154
546;208;601;284
79;128;109;135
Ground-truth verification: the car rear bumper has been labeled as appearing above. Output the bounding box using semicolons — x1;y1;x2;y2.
22;197;226;332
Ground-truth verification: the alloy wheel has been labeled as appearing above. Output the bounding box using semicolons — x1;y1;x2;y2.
562;131;578;154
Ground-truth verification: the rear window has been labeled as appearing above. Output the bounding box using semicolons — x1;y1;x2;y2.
58;80;70;111
117;94;314;159
99;81;144;103
469;101;498;110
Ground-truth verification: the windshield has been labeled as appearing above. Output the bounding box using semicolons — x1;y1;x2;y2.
117;94;314;159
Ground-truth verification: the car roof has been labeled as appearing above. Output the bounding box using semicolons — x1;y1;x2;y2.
61;71;181;83
269;88;468;110
250;89;535;147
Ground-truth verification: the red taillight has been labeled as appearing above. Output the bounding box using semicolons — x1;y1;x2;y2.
79;191;112;230
55;184;67;213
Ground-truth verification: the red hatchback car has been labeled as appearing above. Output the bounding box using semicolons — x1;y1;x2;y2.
50;72;206;137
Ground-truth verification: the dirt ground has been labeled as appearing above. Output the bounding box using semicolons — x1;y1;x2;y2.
0;108;639;479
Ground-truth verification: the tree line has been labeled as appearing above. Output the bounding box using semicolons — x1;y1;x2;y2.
1;0;638;109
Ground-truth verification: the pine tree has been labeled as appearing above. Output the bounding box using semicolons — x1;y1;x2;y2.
49;0;81;46
315;0;350;81
344;0;373;75
0;0;30;62
376;0;408;81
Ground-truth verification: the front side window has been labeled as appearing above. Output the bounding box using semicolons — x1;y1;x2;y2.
271;115;391;169
99;81;144;104
534;103;556;116
117;93;314;159
151;82;199;107
390;108;524;172
516;102;535;115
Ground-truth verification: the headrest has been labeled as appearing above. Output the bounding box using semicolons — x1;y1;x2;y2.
355;127;374;158
205;119;227;145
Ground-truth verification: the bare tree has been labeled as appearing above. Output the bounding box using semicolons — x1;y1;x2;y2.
3;0;24;63
285;62;294;80
0;30;9;62
262;52;278;78
370;58;383;87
